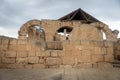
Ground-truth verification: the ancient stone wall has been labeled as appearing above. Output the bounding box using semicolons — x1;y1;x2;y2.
0;19;119;69
69;24;103;41
62;40;114;68
114;38;120;60
19;20;119;43
19;20;82;42
0;38;114;69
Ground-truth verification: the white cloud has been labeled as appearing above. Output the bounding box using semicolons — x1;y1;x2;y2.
0;0;120;38
0;26;18;38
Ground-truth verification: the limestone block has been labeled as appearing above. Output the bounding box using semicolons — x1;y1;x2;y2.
82;50;91;55
5;64;17;69
35;46;41;51
25;22;31;27
46;57;61;65
117;45;120;49
63;56;74;65
0;58;1;63
0;39;1;45
76;63;92;68
46;36;53;42
17;51;28;58
28;57;39;64
104;54;114;62
94;47;102;54
33;64;45;69
64;44;73;51
5;51;16;57
9;39;17;45
39;58;45;64
60;65;73;68
26;44;31;51
2;57;15;63
73;21;82;26
45;51;51;57
57;51;64;57
18;36;27;40
0;45;2;51
36;51;45;57
71;49;82;56
47;65;59;68
8;44;17;51
2;45;8;51
89;40;94;45
106;47;113;55
16;58;27;64
75;45;83;51
61;21;73;26
51;50;58;57
63;40;70;45
74;41;81;45
81;45;91;50
93;41;104;47
64;50;72;56
2;39;9;45
81;41;90;46
104;41;113;47
70;24;103;41
79;51;91;63
25;64;33;69
47;42;55;49
17;45;26;51
114;43;118;47
74;57;79;65
5;64;25;69
31;45;36;51
56;42;63;50
28;51;36;57
17;40;27;45
92;54;104;62
101;47;107;55
0;51;5;57
98;62;113;68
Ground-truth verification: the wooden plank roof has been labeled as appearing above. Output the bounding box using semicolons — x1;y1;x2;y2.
58;8;101;23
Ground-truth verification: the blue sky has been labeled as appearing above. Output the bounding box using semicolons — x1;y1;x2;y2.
0;0;120;38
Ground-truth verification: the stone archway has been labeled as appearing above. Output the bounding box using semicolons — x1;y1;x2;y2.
90;22;119;41
18;19;44;40
18;19;47;50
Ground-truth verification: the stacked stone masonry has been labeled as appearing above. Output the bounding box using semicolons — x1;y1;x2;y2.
0;18;119;69
0;38;115;69
114;39;120;60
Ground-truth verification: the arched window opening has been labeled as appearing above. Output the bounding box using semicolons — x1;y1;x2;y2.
27;26;45;40
55;26;73;41
34;26;44;33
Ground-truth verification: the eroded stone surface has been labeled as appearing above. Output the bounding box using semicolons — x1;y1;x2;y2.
0;9;119;69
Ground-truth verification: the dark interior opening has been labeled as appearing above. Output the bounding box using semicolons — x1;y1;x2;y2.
57;26;73;33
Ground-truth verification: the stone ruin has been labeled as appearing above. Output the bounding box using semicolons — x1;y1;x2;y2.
0;8;120;69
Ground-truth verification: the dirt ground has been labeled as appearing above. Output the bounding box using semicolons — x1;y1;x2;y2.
0;68;120;80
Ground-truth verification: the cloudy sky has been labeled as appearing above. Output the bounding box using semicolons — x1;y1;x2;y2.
0;0;120;38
